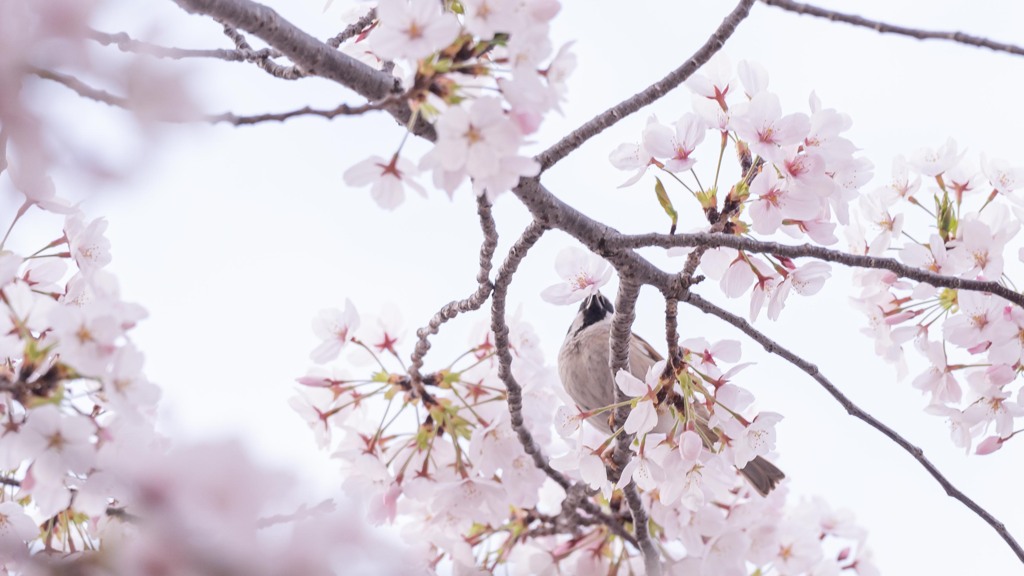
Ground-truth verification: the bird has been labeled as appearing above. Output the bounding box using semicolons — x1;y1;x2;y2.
557;291;785;496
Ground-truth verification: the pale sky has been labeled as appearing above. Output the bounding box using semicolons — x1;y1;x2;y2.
6;0;1024;573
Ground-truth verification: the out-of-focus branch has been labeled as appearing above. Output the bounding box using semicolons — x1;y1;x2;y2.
760;0;1024;57
205;96;400;124
609;232;1024;307
30;67;130;109
682;290;1024;565
534;0;756;172
408;196;498;393
171;0;430;137
32;66;394;125
88;28;278;61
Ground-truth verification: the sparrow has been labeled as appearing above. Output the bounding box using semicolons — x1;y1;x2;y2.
557;291;785;496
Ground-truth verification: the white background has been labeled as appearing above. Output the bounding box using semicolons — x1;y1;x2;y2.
5;0;1024;573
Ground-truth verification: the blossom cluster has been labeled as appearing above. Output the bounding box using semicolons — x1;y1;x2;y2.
611;55;873;322
297;300;575;571
847;142;1024;454
295;245;875;574
341;0;575;208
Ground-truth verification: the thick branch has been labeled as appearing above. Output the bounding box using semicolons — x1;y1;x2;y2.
760;0;1024;58
610;233;1024;307
535;0;756;172
682;291;1024;565
171;0;431;136
608;281;660;576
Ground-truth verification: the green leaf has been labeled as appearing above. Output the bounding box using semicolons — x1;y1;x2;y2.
654;177;678;234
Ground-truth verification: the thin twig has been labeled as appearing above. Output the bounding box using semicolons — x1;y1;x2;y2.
327;8;377;48
609;233;1024;308
32;66;389;125
489;221;638;548
608;280;660;576
407;196;498;392
219;22;304;80
760;0;1024;57
204;96;400;125
88;28;279;61
30;67;130;109
682;291;1024;565
174;0;427;137
534;0;756;172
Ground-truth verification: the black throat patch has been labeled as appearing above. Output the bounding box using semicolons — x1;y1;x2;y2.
575;293;615;335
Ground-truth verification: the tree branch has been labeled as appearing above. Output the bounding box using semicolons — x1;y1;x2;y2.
760;0;1024;58
408;196;498;391
171;0;432;137
204;97;400;124
326;8;376;49
609;232;1024;308
682;290;1024;565
607;280;660;576
218;22;304;80
88;28;279;61
535;0;756;172
488;221;639;549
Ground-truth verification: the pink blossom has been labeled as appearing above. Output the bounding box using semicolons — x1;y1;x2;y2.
899;234;949;274
768;261;831;320
748;168;820;234
951;219;1007;280
609;117;658;187
909;138;960;177
685;53;733;106
0;501;37;556
981;153;1024;195
540;246;612;304
642;113;706;173
737;60;768;98
912;341;963;405
344;154;426;210
423;97;539;200
878;155;921;203
975;436;1004;455
732;92;810;164
371;0;460;61
944;291;1013;350
65;214;112;275
310;299;360;363
732;411;782;468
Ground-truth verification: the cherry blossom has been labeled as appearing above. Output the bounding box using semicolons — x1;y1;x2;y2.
344;154;426;210
748;167;820;234
540;246;612;304
371;0;460;61
421;97;540;200
909;137;961;177
980;153;1024;195
310;299;360;363
643;113;707;173
731;92;810;164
